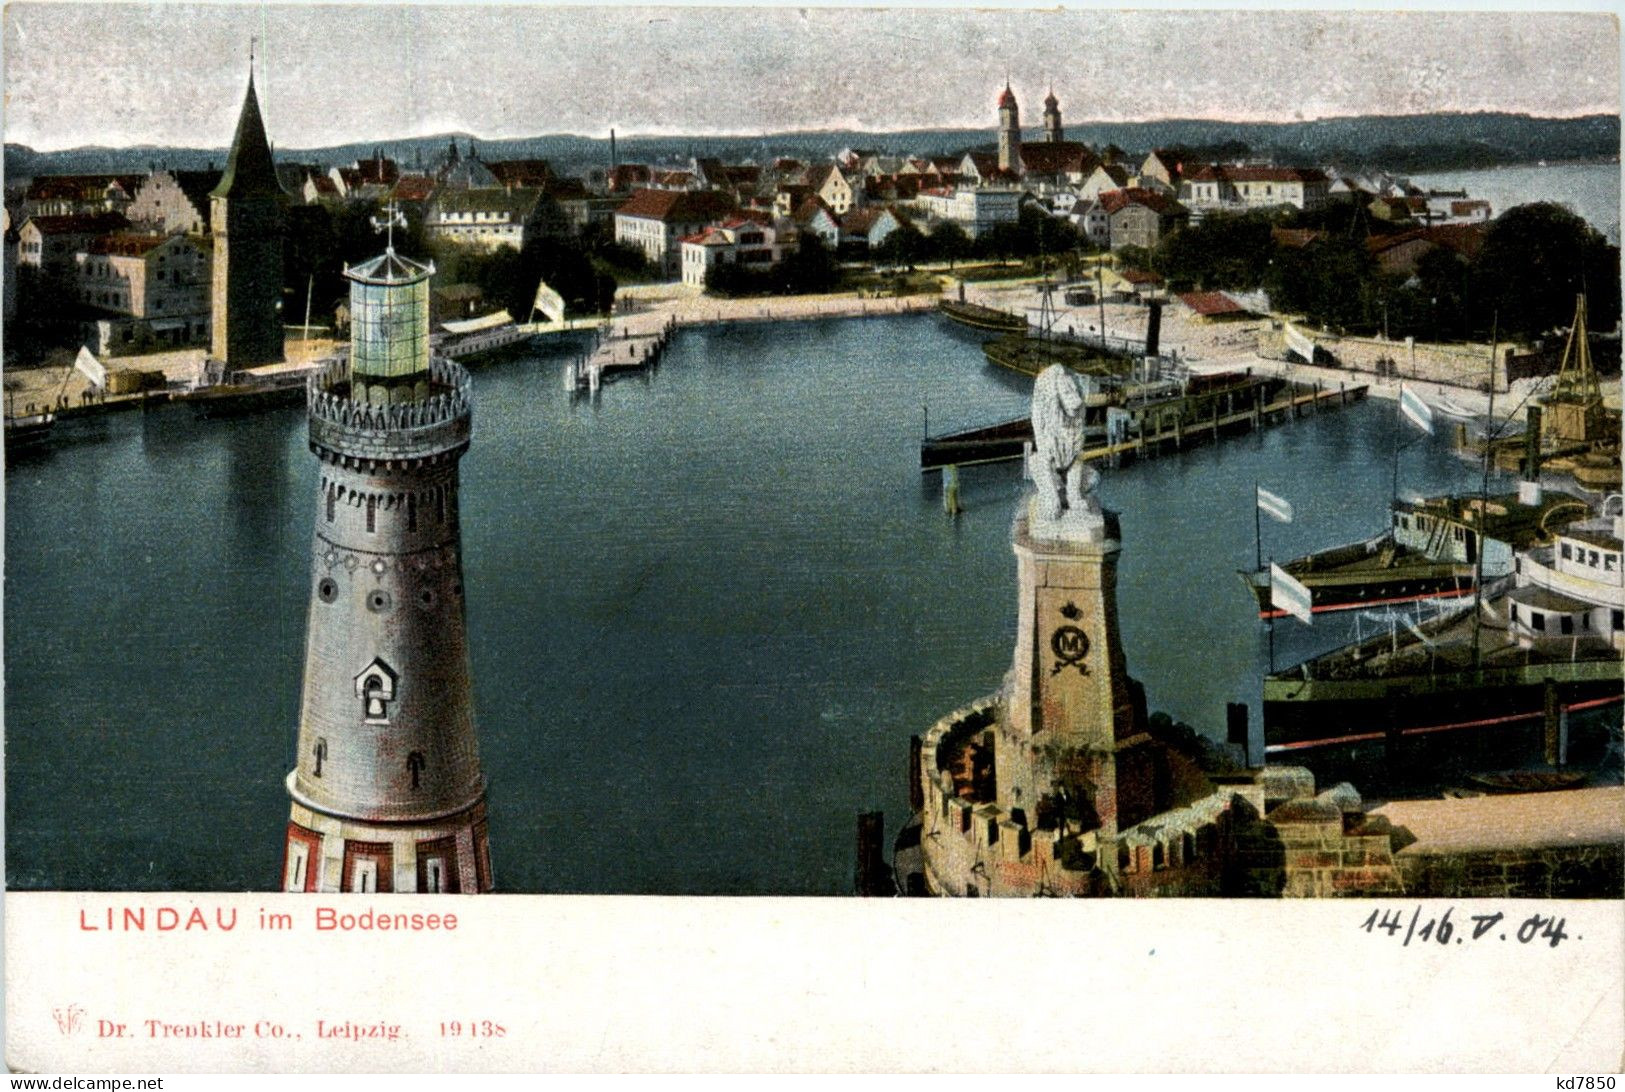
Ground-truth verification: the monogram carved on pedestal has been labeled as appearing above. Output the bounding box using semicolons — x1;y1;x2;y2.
1050;602;1090;676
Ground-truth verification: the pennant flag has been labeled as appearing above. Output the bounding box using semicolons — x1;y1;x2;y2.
1256;485;1294;524
1270;563;1314;625
74;346;106;388
1399;384;1434;434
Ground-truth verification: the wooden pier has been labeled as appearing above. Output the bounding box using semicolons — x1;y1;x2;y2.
566;312;677;394
923;377;1368;473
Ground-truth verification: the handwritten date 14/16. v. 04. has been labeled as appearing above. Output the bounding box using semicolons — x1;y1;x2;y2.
1360;906;1576;948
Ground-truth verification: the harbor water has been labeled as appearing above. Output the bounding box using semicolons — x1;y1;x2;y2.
0;314;1567;893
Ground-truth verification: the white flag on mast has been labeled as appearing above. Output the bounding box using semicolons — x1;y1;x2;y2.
531;279;566;325
1270;562;1314;625
1256;485;1294;523
1399;384;1434;434
74;346;106;389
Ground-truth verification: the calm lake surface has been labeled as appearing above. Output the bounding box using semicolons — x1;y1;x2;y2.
1409;162;1621;243
5;315;1516;893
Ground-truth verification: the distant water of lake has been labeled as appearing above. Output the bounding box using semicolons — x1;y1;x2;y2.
1409;162;1621;243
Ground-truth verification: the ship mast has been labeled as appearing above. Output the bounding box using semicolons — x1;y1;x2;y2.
1470;314;1498;673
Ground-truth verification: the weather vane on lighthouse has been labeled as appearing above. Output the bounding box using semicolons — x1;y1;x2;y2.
370;199;406;253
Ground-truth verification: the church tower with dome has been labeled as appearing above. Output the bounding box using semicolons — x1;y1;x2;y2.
997;83;1022;173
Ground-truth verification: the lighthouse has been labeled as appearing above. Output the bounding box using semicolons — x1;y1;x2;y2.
281;218;492;894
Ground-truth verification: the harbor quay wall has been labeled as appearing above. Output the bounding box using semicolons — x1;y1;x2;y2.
1261;322;1514;393
914;698;1410;898
1395;841;1624;898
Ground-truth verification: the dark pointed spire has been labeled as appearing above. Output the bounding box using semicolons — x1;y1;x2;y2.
212;69;285;199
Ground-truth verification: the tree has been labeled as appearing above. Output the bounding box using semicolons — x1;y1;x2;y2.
778;235;838;294
1465;202;1621;339
1266;235;1376;332
928;221;972;268
873;221;926;268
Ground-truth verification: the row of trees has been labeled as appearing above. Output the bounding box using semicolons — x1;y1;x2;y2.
703;235;840;297
872;205;1098;269
284;198;634;327
1137;202;1620;342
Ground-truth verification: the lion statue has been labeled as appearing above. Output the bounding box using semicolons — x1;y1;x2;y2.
1031;364;1101;522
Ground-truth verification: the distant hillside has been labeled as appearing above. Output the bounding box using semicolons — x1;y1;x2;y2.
6;111;1618;183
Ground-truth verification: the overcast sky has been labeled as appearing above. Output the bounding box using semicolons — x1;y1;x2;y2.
3;4;1620;151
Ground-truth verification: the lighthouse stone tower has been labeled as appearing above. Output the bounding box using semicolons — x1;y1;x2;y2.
282;242;493;894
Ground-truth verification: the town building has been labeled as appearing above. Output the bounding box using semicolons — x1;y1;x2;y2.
75;232;211;352
486;158;556;189
839;206;908;253
126;169;222;235
807;163;862;215
21;174;144;219
209;68;287;370
679;217;793;288
1100;187;1190;250
1068;196;1111;246
425;188;544;249
1138;149;1182;195
1078;163;1131;202
793;197;842;250
16;212;131;279
1183;165;1329;212
613;188;737;278
329;154;400;200
284;243;493;894
917;187;1021;239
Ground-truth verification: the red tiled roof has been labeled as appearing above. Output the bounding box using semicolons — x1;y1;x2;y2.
1423;223;1488;259
86;232;170;257
841;207;884;234
1099;188;1187;216
26;174;144;201
1119;268;1163;286
1178;290;1249;317
487;159;555;187
22;212;131;236
793;196;837;225
1018;141;1097;176
351;157;400;186
1450;199;1491;215
391;175;435;202
615;188;736;223
680;228;732;247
